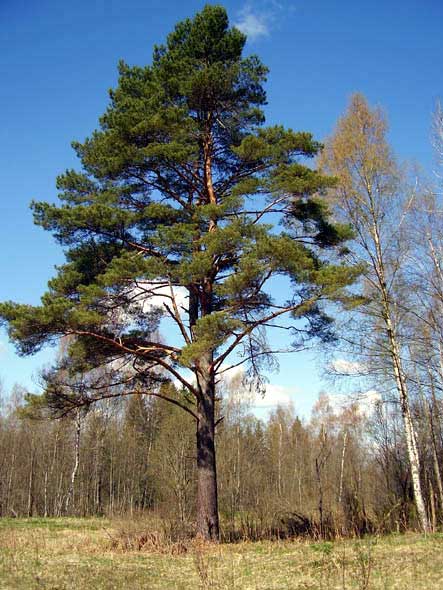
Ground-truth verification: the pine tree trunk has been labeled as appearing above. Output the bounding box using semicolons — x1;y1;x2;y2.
192;129;220;541
196;363;219;540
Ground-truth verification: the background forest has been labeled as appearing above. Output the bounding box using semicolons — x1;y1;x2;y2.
1;359;443;540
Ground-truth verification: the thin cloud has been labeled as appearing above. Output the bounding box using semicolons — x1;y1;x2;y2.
330;358;367;376
234;1;291;42
138;283;188;315
235;9;270;40
253;383;294;408
328;390;382;417
220;367;296;410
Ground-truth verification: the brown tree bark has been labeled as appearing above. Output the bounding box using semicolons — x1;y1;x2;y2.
192;129;220;540
196;360;219;540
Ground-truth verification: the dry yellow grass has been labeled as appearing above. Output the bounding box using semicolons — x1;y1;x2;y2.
0;518;442;589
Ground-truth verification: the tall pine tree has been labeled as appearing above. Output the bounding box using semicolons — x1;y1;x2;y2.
0;5;359;539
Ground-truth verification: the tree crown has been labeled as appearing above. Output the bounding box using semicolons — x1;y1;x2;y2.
0;5;360;406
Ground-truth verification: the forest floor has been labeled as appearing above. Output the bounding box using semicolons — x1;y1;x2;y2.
0;518;442;589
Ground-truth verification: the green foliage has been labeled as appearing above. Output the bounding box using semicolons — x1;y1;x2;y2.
180;312;243;366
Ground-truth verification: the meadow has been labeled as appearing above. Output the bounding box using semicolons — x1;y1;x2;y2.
0;518;442;589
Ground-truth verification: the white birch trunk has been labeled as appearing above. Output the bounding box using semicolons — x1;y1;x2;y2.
65;410;81;514
338;430;348;505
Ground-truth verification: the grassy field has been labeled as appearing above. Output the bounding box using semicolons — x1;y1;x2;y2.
0;518;442;589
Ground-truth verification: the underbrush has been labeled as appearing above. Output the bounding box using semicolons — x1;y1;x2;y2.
105;516;193;554
0;518;442;589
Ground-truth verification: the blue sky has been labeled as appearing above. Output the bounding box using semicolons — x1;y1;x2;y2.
1;0;442;414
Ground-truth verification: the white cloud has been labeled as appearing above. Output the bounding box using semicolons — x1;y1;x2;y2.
252;383;294;408
235;9;270;40
234;1;291;41
138;283;188;315
218;366;296;412
357;390;382;415
328;389;381;417
106;281;188;329
330;358;366;376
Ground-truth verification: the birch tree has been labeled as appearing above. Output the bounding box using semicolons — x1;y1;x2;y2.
321;94;430;532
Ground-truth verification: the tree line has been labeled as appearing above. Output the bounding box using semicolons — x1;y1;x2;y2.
2;377;443;539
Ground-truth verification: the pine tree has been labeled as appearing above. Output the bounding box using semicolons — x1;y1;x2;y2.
0;5;359;539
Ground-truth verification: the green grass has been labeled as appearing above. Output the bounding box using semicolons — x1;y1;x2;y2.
0;518;442;589
0;517;107;531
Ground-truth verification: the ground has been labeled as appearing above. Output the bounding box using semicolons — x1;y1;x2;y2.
0;518;442;589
